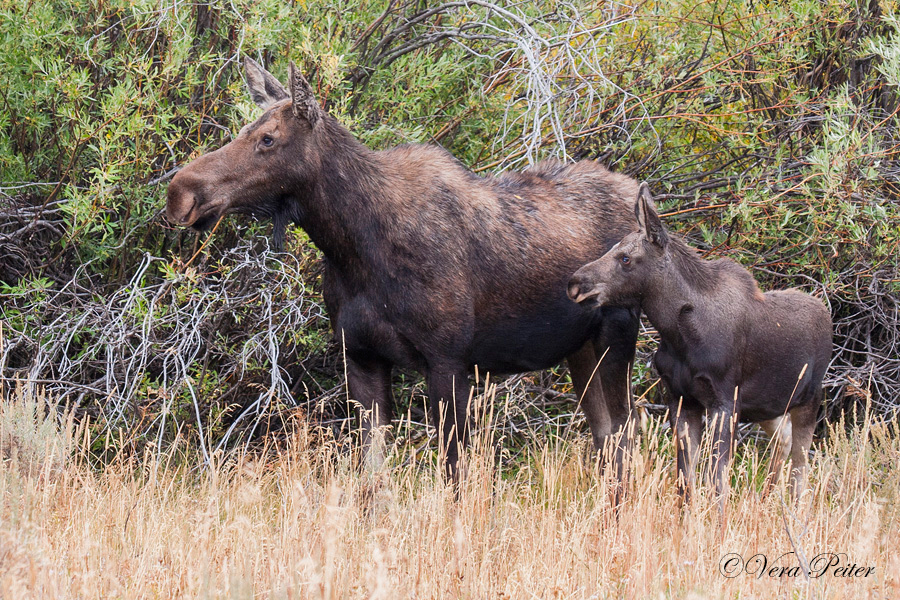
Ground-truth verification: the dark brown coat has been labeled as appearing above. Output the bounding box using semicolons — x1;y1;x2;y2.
167;58;643;479
568;184;832;500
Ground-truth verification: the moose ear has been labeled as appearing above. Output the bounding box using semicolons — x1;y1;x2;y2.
289;62;322;126
636;183;669;248
243;56;289;109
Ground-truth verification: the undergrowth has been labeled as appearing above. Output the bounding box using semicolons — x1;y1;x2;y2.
0;382;896;598
1;0;898;457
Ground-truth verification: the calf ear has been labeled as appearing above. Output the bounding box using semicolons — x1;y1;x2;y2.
636;183;669;247
289;62;323;127
243;57;289;109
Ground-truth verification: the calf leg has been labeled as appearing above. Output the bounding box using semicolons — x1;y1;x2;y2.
788;400;818;500
708;403;738;511
760;415;792;494
426;362;472;483
669;399;703;503
347;355;394;472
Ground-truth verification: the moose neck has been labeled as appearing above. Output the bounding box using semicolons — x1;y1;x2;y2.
291;117;389;275
639;239;716;345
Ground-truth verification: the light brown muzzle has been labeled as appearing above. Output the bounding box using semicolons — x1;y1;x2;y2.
166;173;200;226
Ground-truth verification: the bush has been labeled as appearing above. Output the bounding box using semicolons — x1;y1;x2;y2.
1;0;898;458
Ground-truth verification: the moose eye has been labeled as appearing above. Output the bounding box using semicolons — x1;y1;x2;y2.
621;255;631;265
260;135;274;148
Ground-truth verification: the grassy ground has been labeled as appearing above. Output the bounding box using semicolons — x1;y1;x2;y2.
1;382;897;599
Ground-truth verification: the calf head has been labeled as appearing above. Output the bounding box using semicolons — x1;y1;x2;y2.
166;58;324;240
567;183;669;308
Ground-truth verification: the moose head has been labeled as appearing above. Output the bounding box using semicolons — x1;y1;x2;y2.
166;58;326;246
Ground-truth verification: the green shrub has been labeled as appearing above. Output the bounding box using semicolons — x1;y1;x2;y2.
1;0;897;459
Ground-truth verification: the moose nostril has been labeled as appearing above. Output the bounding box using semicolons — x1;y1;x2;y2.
166;187;199;225
168;199;187;222
567;279;582;301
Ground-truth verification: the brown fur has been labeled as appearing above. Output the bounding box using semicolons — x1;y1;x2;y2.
568;184;832;504
667;239;766;301
167;58;643;481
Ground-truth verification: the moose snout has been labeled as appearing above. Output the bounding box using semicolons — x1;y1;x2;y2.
567;274;600;305
166;194;197;226
166;175;201;227
567;278;584;302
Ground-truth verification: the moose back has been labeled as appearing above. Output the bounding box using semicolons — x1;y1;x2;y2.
166;58;643;479
568;184;832;501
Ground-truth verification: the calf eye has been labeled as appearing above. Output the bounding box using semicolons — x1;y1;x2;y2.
621;255;631;265
260;135;274;147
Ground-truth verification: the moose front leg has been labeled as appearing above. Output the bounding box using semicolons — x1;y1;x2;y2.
568;342;612;450
708;399;738;512
426;362;472;483
688;374;738;513
346;355;395;473
567;307;638;507
592;307;639;477
669;399;703;503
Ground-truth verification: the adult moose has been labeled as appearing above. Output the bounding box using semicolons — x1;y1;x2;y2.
167;57;642;482
568;184;831;503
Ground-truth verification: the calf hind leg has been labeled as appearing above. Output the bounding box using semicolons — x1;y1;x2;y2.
788;400;819;500
760;415;792;494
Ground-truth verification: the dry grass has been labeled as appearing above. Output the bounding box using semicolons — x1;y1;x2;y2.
1;382;897;599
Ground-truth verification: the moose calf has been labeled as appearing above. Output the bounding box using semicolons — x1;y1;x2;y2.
568;184;832;503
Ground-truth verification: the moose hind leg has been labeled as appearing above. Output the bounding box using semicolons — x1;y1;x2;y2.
788;400;818;500
347;355;395;473
759;415;792;494
426;362;472;483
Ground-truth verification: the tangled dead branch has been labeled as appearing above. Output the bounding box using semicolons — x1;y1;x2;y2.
1;0;898;461
1;240;325;458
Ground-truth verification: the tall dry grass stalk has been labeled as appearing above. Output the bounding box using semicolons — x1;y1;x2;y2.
0;381;75;479
0;381;896;599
